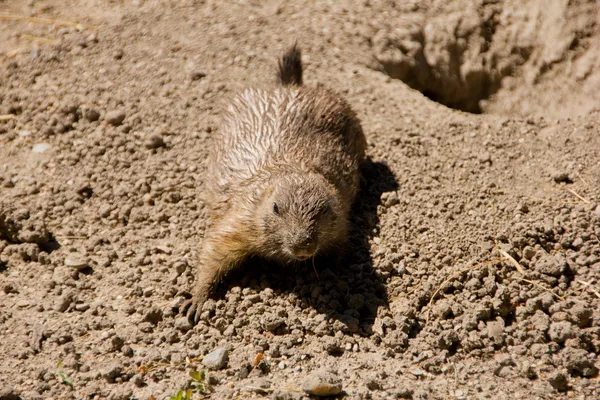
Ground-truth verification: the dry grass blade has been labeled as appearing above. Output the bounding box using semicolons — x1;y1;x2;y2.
0;12;96;30
576;279;600;299
21;34;58;45
495;247;527;275
576;171;590;187
516;277;565;301
425;258;503;324
560;188;591;204
0;114;17;120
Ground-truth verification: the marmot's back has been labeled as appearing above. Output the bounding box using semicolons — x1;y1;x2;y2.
207;85;366;214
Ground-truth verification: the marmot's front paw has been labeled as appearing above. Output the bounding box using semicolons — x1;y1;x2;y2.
181;298;201;325
180;286;210;325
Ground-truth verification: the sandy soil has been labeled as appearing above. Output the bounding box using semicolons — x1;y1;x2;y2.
1;1;599;399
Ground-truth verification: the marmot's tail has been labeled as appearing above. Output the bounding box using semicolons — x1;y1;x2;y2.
277;44;303;86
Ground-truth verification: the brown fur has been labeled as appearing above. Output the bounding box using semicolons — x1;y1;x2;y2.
183;46;366;323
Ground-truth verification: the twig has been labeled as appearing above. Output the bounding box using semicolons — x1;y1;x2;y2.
0;12;96;30
560;188;591;204
576;279;600;299
495;247;527;275
0;114;17;121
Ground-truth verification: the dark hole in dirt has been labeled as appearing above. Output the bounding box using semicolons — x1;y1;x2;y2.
76;185;94;199
208;158;397;336
382;69;499;114
77;266;94;275
39;234;61;254
0;260;7;273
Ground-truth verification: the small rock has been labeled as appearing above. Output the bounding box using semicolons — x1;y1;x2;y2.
99;204;112;218
132;373;144;387
32;143;51;153
487;319;505;346
64;253;90;270
84;108;100;122
548;321;578;344
248;378;270;394
536;254;566;277
547;370;569;392
110;336;125;352
102;362;123;383
522;246;536;260
16;299;30;308
74;303;90;312
143;308;163;325
559;347;598;377
552;171;572;183
190;70;207;81
478;151;491;164
516;203;529;213
202;347;229;370
568;303;592;328
302;370;342;397
105;110;126;126
122;345;134;357
55;293;73;312
174;316;192;332
144;135;165;149
271;389;303;400
113;49;124;60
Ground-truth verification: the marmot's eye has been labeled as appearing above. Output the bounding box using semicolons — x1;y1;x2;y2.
273;202;280;216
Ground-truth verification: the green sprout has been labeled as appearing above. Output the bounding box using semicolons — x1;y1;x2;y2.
55;360;74;388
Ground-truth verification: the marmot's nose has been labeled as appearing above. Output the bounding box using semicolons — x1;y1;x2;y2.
292;234;318;259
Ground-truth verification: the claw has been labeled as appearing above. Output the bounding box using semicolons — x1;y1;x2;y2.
180;290;209;325
185;300;202;325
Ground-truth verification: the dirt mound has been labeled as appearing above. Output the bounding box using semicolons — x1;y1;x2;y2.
371;0;600;116
1;1;599;399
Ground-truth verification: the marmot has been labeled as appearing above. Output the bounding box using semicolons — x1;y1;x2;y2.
183;45;366;323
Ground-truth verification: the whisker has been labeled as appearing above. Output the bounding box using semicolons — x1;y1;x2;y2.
311;255;320;281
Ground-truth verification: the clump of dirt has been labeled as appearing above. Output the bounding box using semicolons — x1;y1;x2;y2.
0;1;599;399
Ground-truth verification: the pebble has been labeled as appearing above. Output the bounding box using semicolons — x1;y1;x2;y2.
522;246;536;260
101;362;123;383
190;70;207;81
144;135;165;149
74;303;90;312
64;253;90;270
552;171;572;183
202;347;229;370
99;204;112;218
16;299;30;308
55;293;73;312
547;370;569;392
548;321;578;344
84;108;100;122
174;316;192;332
105;110;126;126
301;370;342;397
32;143;51;153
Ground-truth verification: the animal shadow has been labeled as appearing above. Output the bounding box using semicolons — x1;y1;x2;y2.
217;158;398;336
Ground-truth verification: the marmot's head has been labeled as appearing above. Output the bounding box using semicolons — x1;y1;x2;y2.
256;172;344;262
